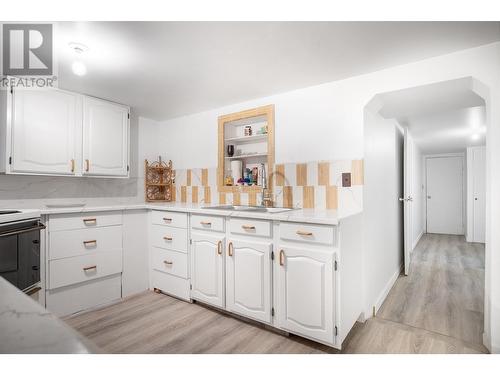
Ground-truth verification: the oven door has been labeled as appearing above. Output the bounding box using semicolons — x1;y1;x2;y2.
0;220;45;293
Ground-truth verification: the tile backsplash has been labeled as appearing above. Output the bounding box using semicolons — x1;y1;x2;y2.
173;159;363;216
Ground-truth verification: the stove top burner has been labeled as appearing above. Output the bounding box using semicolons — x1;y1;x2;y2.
0;210;21;215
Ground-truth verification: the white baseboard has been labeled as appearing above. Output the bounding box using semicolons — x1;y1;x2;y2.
372;263;403;316
412;230;424;251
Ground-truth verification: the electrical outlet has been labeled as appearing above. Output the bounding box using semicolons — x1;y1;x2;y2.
342;172;351;187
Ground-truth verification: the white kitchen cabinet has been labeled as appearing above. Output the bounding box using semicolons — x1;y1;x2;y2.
82;96;129;177
276;245;336;345
190;231;225;308
226;238;272;323
9;88;80;175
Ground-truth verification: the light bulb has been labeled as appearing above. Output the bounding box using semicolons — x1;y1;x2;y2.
72;61;87;76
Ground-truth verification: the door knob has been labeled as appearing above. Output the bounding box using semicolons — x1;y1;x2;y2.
427;195;431;199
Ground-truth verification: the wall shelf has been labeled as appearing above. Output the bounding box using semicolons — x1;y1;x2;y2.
225;134;268;144
225;152;268;160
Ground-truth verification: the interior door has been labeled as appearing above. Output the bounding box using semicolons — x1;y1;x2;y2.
11;88;79;175
190;232;225;308
472;147;486;243
402;128;413;275
426;156;464;235
83;97;129;176
277;245;335;345
226;238;272;323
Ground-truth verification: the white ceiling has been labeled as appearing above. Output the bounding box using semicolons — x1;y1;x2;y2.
405;106;486;154
54;22;500;120
377;78;486;154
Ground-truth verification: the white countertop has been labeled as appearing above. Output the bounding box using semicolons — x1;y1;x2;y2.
37;202;351;225
0;277;97;353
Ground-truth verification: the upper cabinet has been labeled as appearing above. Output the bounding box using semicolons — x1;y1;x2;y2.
1;86;130;178
10;89;80;175
218;105;275;196
83;97;129;177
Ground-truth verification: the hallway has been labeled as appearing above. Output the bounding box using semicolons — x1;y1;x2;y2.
343;234;486;353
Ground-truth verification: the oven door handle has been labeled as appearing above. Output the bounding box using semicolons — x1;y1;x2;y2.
0;222;46;238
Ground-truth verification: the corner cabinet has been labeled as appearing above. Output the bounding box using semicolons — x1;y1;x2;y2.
83;97;129;177
0;86;130;178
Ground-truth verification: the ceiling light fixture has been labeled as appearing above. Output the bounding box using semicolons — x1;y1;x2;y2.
72;61;87;76
471;133;480;141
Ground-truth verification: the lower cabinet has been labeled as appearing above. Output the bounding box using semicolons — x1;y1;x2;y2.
276;245;336;345
190;232;225;308
225;238;272;324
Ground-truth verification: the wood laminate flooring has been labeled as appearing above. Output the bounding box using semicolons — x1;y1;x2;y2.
64;234;487;354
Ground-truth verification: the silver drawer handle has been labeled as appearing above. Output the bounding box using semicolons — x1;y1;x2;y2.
83;218;97;224
163;260;173;265
163;218;172;222
83;240;97;246
200;221;212;226
163;236;173;241
296;230;313;236
241;224;256;230
83;265;97;272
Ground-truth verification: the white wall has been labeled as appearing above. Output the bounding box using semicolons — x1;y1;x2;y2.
363;110;404;316
142;42;500;352
409;135;424;250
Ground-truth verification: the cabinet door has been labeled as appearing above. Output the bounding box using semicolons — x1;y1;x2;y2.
83;97;129;177
11;89;79;175
190;232;225;308
226;238;272;323
276;245;335;344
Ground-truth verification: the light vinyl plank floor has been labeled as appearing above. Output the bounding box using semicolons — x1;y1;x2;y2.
65;234;487;354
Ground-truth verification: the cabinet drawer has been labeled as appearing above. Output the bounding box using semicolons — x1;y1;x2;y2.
190;214;224;232
229;218;271;238
151;270;190;301
49;225;122;260
280;222;335;246
151;225;188;252
151;210;187;228
152;247;188;278
49;212;122;232
49;250;123;289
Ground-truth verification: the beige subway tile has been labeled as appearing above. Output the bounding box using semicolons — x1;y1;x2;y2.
318;162;330;186
181;186;187;203
326;186;338;209
192;186;198;203
204;186;211;204
296;163;307;186
352;160;364;185
303;186;315;209
186;169;192;186
202;168;208;186
233;192;241;206
219;192;226;204
283;186;293;208
275;164;285;186
249;192;257;206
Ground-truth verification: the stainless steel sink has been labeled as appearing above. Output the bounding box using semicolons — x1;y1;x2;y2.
202;205;296;213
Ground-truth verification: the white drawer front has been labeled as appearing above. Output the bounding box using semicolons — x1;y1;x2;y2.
49;250;123;289
280;222;335;246
190;214;224;232
49;225;122;260
49;212;122;232
151;270;190;301
151;210;187;228
152;247;188;278
151;225;188;252
229;218;272;238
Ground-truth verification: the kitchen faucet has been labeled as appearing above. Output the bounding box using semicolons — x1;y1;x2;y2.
259;163;273;207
